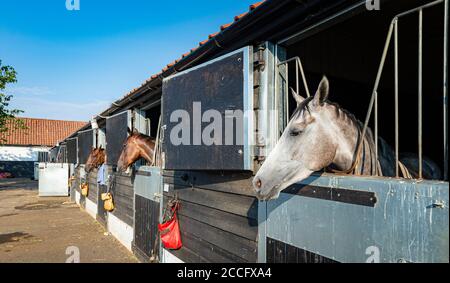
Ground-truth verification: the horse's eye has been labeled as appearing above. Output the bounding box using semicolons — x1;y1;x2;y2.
290;130;303;136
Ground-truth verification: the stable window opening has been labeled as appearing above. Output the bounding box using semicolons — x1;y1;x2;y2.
281;0;447;181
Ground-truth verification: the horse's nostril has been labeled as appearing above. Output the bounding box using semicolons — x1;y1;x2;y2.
255;178;262;189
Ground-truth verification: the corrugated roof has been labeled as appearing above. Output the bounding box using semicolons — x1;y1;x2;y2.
2;117;87;147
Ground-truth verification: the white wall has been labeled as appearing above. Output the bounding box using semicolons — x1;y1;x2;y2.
0;146;50;161
107;213;134;251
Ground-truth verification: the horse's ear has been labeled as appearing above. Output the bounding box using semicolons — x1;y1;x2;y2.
313;76;329;106
127;127;132;135
99;145;103;150
290;87;305;106
132;128;140;135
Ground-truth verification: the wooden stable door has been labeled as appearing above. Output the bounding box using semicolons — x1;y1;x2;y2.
161;47;254;171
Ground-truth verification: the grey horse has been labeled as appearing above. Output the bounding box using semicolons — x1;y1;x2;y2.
253;76;441;200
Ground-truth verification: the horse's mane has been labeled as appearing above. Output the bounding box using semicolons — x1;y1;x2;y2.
137;133;156;142
131;132;155;142
326;101;380;175
325;100;364;131
291;96;314;119
293;97;364;131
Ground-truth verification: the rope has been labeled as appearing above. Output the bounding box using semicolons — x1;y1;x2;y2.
398;161;413;179
328;128;412;179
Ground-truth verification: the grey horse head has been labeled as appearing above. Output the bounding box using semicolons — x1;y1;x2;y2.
252;76;442;200
253;76;362;200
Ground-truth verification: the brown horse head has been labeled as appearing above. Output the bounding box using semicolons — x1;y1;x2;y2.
85;146;106;173
117;127;156;172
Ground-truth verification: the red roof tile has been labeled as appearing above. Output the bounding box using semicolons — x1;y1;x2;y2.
250;1;264;10
2;117;87;147
234;12;248;21
220;22;233;30
199;39;209;46
208;32;219;39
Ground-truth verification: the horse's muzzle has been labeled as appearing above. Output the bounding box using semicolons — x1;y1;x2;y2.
253;177;280;201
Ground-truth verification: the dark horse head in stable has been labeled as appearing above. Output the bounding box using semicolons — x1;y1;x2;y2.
85;146;106;173
117;127;156;172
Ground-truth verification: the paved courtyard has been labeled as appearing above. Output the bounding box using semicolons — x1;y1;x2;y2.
0;178;138;263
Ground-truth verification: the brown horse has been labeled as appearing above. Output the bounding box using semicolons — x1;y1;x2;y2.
85;146;106;173
117;128;156;172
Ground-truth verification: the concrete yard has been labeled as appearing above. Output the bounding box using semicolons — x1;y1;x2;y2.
0;178;138;263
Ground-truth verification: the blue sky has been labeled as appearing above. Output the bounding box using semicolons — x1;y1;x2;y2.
0;0;257;121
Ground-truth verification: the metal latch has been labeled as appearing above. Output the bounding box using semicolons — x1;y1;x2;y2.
431;201;445;209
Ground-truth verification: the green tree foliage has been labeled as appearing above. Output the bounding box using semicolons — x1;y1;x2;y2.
0;60;26;144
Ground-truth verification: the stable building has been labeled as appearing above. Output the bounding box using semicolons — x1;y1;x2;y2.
51;0;448;263
0;117;86;178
